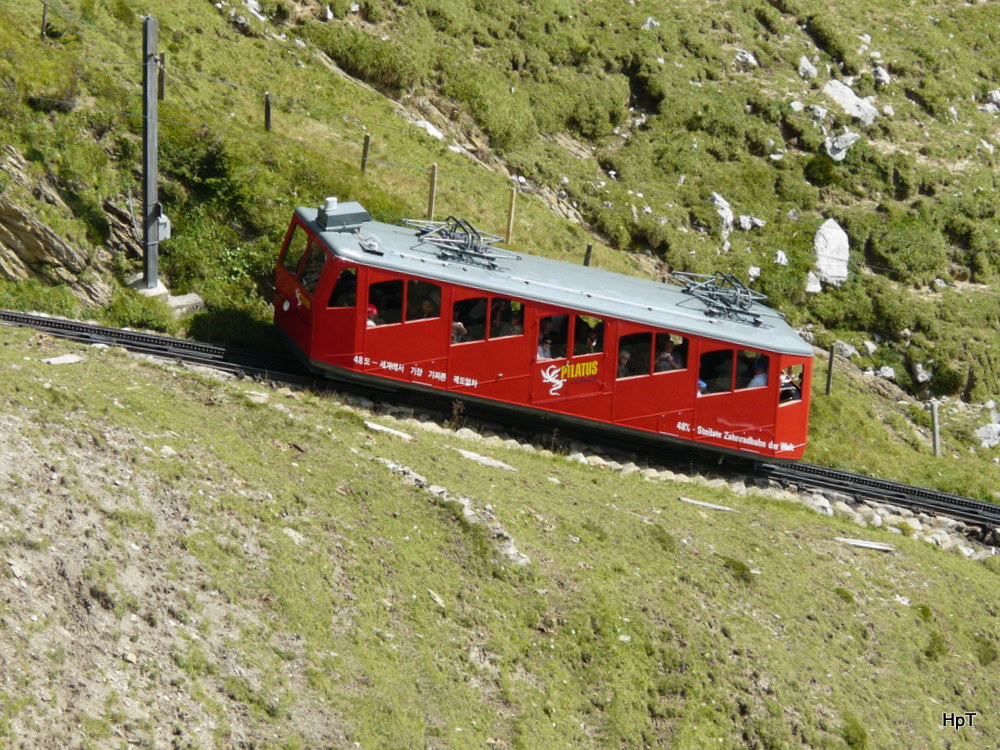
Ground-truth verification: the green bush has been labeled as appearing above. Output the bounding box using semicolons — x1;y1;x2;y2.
923;630;948;661
930;364;965;397
441;61;538;152
833;587;855;604
720;556;753;584
302;24;428;93
102;287;177;333
841;713;868;749
804;155;838;188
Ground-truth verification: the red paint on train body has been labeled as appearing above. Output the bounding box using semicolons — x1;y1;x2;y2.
274;201;813;460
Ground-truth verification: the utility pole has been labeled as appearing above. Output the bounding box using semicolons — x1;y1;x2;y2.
142;16;161;289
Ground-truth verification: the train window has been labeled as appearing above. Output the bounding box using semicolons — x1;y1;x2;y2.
406;280;441;321
299;241;327;294
281;224;309;275
573;315;603;355
369;279;403;324
699;350;733;394
736;351;769;390
616;333;651;378
452;297;487;343
538;315;568;360
653;334;687;372
780;364;804;402
490;298;524;339
328;268;357;308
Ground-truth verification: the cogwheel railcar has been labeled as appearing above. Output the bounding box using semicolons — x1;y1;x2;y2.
274;198;813;460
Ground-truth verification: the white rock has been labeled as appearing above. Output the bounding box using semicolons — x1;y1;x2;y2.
873;66;890;86
863;340;878;356
283;527;306;545
832;501;855;518
805;270;822;293
824;129;861;161
913;363;932;384
711;192;734;239
877;366;896;380
798;56;818;79
748;266;761;282
413;120;444;140
836;341;859;358
773;249;789;266
813;218;850;286
823;80;879;125
454;448;516;471
641;16;660;29
975;422;1000;449
734;49;759;68
42;354;84;365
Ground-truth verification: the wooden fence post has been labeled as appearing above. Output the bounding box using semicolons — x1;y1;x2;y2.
361;133;371;175
427;163;437;221
583;243;592;266
931;401;941;457
505;187;516;244
825;342;835;395
40;2;48;41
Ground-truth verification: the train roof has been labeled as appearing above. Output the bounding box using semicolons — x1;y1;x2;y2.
295;201;813;357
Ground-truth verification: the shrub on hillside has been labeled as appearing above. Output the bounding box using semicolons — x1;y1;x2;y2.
441;61;538;152
302;24;427;93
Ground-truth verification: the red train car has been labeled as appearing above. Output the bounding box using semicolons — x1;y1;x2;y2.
274;198;813;460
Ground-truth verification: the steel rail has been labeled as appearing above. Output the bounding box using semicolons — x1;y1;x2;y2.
756;460;1000;531
0;309;311;382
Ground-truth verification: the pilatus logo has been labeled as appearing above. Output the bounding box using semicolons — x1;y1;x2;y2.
541;361;600;396
541;364;565;396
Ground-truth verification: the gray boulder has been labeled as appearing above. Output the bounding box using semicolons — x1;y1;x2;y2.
823;80;879;125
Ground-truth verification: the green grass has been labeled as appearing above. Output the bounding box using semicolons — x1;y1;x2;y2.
0;326;997;746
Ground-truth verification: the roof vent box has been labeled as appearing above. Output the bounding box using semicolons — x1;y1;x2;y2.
317;197;371;231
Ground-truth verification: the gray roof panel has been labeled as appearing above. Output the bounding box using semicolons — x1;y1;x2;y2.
295;206;813;357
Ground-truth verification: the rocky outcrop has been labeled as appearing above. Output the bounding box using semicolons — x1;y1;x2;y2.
0;146;123;306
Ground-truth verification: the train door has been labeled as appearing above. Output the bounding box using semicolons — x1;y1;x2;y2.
449;293;531;401
274;220;326;357
771;356;811;459
309;263;360;368
531;311;611;420
690;346;779;454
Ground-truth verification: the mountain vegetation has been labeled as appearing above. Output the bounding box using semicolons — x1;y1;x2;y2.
2;0;1000;399
2;1;1000;744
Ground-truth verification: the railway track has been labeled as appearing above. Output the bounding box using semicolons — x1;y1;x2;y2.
0;309;313;383
2;309;997;535
756;461;1000;533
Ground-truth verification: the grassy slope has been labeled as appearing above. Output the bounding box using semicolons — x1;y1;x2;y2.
0;0;999;501
0;326;997;749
